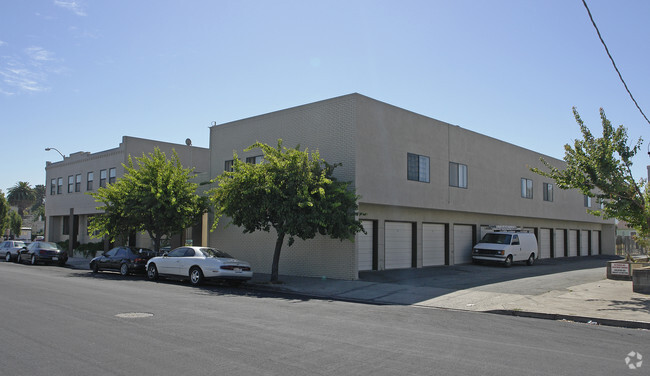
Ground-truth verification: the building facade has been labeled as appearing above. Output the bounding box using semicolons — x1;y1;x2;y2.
44;136;210;250
209;94;615;280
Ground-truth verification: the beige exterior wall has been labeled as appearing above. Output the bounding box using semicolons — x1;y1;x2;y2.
209;93;614;280
44;136;209;247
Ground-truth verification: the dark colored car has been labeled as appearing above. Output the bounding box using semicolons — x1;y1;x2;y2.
17;242;68;266
90;246;156;276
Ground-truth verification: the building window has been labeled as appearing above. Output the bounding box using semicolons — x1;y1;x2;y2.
543;183;553;202
521;178;533;199
407;153;430;183
87;172;94;191
75;174;81;192
68;175;74;193
50;179;56;195
245;155;263;164
224;160;234;172
109;168;116;184
584;195;592;207
57;177;63;194
99;169;107;188
449;162;468;188
598;198;605;209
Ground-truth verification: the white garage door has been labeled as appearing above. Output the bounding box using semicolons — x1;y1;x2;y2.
357;220;374;271
555;230;565;258
568;230;578;257
591;230;600;255
385;222;412;269
539;229;551;259
423;224;445;266
453;225;474;265
580;231;589;256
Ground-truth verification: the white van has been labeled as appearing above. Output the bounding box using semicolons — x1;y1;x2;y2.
471;231;538;267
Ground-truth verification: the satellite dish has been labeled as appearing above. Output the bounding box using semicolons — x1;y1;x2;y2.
185;138;192;146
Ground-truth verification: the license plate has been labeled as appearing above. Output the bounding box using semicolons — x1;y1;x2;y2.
234;268;242;273
52;257;59;261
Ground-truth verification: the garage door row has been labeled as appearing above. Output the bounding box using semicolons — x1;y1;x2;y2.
358;221;601;272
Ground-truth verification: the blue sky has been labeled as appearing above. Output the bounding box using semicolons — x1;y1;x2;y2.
1;0;649;194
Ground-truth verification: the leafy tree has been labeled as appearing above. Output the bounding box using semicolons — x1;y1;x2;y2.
30;184;46;215
9;210;22;238
531;107;649;239
0;190;9;237
89;148;207;252
7;181;35;217
209;140;365;282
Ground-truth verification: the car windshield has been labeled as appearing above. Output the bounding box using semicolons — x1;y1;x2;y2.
15;241;26;247
200;248;233;258
41;242;63;250
480;233;512;244
135;248;155;257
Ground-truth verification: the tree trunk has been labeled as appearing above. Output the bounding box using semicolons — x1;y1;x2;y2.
270;232;285;283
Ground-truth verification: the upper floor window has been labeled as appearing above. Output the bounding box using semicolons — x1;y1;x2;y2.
57;177;63;194
245;155;263;164
75;174;81;192
407;153;429;183
543;182;553;202
521;178;533;199
99;169;107;188
224;160;234;172
87;172;94;191
50;179;56;195
449;162;468;188
584;195;592;207
68;175;74;193
109;168;116;184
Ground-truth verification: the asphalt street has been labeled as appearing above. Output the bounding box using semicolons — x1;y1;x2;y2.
0;262;647;376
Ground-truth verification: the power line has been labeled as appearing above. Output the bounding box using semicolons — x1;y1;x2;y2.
581;0;650;125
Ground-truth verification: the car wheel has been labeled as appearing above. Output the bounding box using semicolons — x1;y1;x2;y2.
120;263;129;276
189;267;204;286
16;253;21;264
526;253;535;266
91;262;99;273
31;255;37;265
5;252;11;262
147;264;158;281
504;255;513;268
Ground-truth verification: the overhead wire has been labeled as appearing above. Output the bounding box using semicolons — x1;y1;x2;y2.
581;0;650;125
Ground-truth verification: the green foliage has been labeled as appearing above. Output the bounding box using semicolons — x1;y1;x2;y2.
89;148;207;251
531;107;648;237
209;140;364;282
0;190;9;236
9;210;22;237
7;181;36;217
31;184;46;212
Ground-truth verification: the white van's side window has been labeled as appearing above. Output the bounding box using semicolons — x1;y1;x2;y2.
512;235;520;245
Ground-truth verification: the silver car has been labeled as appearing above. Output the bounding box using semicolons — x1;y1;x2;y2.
0;240;27;262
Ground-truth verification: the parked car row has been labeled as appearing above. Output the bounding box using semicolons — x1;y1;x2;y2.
1;240;68;266
1;242;254;287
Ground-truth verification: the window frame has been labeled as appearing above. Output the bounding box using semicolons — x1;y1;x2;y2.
108;168;116;184
521;178;533;199
245;155;263;164
407;153;430;183
50;179;56;195
99;169;107;188
584;195;592;207
224;160;234;172
449;162;468;188
75;174;81;192
68;175;74;193
57;177;63;194
543;182;553;202
87;171;94;191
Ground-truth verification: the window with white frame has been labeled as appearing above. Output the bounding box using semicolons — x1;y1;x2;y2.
407;153;430;183
521;178;533;199
57;177;63;194
584;195;592;207
109;168;116;184
68;175;74;193
449;162;468;188
75;174;81;192
87;172;94;191
543;182;553;202
99;169;107;188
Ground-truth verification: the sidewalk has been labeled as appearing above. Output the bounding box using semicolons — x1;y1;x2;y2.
66;255;650;329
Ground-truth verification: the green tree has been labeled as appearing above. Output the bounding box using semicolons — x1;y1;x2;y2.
0;190;9;237
208;140;365;282
30;184;46;216
89;148;206;252
531;107;648;238
9;210;22;238
7;181;35;217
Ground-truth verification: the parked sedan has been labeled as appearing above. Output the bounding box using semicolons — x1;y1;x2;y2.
146;246;253;286
90;246;156;276
17;241;68;266
0;240;26;262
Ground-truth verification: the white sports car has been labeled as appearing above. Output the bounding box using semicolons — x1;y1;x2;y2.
146;246;253;286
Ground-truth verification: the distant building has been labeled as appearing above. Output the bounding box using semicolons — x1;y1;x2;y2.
209;93;615;280
44;136;209;250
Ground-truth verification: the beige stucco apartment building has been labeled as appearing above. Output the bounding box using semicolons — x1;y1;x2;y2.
45;136;209;249
209;93;615;280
